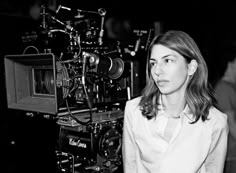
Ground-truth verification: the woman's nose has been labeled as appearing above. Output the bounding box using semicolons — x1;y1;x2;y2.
153;63;163;76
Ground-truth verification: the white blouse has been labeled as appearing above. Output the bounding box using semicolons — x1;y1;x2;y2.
122;96;229;173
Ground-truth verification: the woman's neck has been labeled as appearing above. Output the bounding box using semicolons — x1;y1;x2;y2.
161;94;186;118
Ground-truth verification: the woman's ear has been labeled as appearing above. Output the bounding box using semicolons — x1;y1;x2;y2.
188;59;198;76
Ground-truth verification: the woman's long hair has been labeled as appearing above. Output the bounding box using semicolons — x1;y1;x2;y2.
139;30;216;123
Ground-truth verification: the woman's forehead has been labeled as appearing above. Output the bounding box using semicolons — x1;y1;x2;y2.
150;45;182;59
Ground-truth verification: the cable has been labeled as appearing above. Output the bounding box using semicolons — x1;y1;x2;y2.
65;99;91;125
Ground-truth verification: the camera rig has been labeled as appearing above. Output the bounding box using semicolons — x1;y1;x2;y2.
40;5;127;173
4;4;140;173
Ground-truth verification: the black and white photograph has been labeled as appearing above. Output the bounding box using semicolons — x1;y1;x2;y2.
1;1;236;173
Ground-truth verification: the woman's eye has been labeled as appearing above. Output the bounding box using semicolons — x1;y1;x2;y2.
164;59;173;63
150;62;156;66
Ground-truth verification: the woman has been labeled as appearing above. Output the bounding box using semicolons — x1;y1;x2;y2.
122;30;229;173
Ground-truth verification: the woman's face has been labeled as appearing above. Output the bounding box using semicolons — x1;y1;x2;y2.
150;44;192;96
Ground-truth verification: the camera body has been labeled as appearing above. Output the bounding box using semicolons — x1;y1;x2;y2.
57;110;124;173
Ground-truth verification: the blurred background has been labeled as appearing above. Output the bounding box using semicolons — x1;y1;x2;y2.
1;0;236;173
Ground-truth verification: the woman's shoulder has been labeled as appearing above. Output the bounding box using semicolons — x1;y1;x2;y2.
125;96;142;109
207;107;228;129
124;96;143;120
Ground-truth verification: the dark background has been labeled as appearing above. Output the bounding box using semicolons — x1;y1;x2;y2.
1;0;236;83
1;0;236;173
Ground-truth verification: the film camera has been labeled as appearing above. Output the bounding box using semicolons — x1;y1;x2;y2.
4;5;141;173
